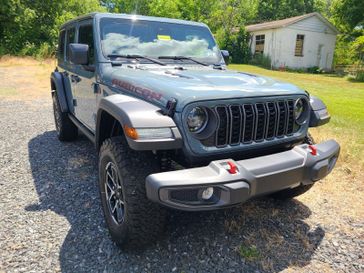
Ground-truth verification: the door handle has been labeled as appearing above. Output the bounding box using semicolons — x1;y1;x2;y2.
71;75;81;83
93;83;101;94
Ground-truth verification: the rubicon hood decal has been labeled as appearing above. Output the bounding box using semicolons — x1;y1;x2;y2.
103;65;307;112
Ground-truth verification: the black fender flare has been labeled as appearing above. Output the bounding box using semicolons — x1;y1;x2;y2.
309;96;331;127
95;94;182;151
50;72;69;113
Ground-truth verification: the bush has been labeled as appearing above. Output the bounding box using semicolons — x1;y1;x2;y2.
249;54;271;69
355;71;364;82
215;28;251;64
307;66;324;74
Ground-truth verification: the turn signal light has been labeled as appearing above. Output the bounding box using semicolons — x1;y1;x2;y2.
124;125;138;140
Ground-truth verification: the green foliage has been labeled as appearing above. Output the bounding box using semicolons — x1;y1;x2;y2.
355;71;364;82
249;54;272;69
0;0;362;66
239;245;260;261
254;0;317;22
0;0;104;58
331;0;364;32
215;28;251;64
148;0;181;18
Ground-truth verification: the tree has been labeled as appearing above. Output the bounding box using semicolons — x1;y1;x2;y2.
254;0;317;22
0;0;104;56
148;0;181;18
331;0;364;32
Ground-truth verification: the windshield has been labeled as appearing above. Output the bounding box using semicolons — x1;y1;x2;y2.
99;18;222;64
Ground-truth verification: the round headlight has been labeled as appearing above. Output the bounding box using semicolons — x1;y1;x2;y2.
187;107;208;133
294;98;308;124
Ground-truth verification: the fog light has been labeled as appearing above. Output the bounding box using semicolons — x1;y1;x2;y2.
201;187;214;200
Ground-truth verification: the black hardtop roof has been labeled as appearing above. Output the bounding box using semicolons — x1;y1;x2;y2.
60;12;207;29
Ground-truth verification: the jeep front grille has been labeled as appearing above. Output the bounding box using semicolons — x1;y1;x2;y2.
212;100;296;147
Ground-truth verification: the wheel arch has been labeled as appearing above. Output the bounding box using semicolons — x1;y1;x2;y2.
96;109;124;151
50;72;70;113
95;94;182;151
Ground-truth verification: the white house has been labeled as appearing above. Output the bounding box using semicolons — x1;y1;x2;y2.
245;12;339;70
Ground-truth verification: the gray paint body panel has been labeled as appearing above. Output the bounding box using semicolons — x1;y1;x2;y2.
96;94;183;150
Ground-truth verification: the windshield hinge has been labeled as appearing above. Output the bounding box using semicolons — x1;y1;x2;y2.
164;98;177;117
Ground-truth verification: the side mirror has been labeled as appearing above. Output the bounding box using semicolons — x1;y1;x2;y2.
221;50;230;64
69;43;89;65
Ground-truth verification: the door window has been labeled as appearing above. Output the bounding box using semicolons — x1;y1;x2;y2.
58;30;66;61
66;27;76;61
78;24;95;65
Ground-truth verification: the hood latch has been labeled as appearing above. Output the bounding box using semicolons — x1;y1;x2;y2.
163;98;177;117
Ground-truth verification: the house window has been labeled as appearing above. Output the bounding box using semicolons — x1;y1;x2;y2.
295;34;304;57
255;34;265;54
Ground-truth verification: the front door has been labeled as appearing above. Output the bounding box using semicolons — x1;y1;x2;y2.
74;21;97;131
317;44;324;68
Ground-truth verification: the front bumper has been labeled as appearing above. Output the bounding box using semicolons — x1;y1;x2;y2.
146;140;340;211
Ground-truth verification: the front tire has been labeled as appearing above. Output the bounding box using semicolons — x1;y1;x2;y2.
52;94;78;141
271;133;315;200
98;137;166;248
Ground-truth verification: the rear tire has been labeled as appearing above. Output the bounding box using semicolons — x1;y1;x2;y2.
98;137;166;249
52;94;78;141
271;133;315;200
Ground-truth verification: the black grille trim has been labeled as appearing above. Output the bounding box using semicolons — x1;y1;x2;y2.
212;99;301;147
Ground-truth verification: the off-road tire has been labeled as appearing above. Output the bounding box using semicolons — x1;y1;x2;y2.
52;94;78;141
98;136;166;248
271;133;315;199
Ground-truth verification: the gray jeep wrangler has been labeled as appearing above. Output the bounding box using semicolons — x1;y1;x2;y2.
51;13;340;248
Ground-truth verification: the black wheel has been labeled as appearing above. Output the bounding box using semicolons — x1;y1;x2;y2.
271;133;315;200
98;136;166;248
52;94;78;141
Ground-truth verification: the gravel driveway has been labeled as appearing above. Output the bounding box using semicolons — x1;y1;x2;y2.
0;99;363;273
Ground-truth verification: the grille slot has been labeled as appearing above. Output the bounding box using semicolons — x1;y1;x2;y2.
215;106;229;147
286;100;295;135
266;102;277;139
242;104;254;143
212;98;301;147
277;101;287;137
229;105;242;145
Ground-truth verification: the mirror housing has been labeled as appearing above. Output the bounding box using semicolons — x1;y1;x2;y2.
69;43;89;65
221;50;230;64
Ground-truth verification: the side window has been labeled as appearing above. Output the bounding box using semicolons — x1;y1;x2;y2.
66;27;76;61
295;34;304;57
78;24;95;65
58;30;66;60
255;34;265;54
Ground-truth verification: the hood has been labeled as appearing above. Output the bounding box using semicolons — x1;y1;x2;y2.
101;64;306;112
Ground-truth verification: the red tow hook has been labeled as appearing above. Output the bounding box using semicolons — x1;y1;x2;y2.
227;161;238;174
308;145;318;156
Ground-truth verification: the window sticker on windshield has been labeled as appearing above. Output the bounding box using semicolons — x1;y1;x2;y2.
157;35;172;41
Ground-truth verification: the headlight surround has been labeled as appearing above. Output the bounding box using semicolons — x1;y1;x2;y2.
294;98;309;125
187;107;208;133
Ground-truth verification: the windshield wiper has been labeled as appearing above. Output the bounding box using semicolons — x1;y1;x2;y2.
107;54;166;66
158;56;208;66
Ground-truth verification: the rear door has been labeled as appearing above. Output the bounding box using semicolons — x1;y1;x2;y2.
58;26;77;114
73;20;97;131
